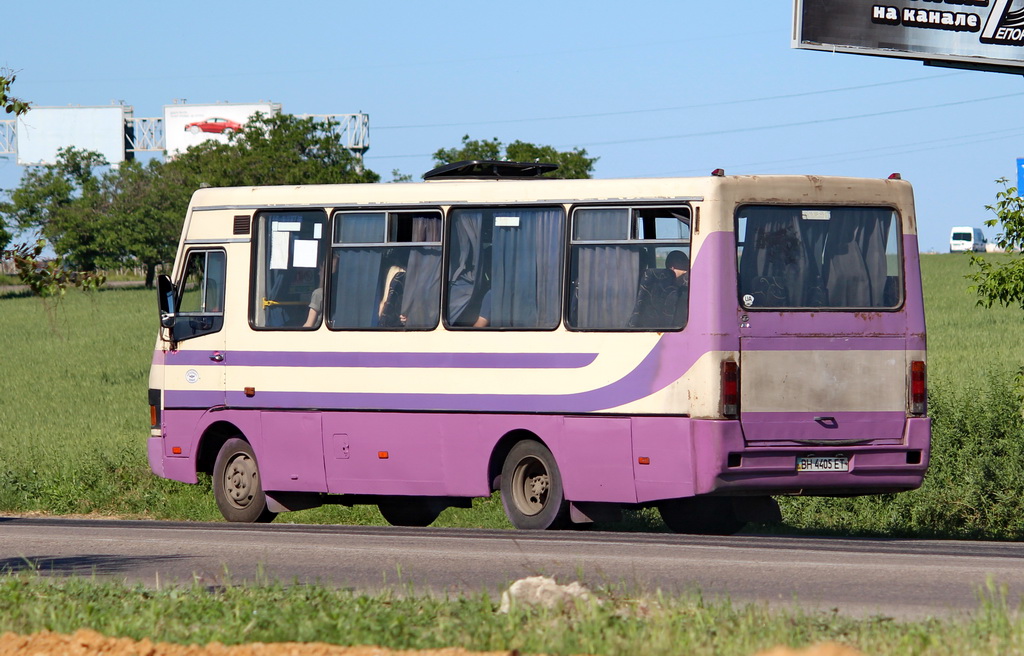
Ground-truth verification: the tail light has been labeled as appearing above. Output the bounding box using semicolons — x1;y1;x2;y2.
910;360;926;415
722;360;739;418
148;388;161;429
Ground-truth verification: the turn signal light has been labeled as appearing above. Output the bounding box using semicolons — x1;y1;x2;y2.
378;451;390;460
722;360;739;418
910;360;926;415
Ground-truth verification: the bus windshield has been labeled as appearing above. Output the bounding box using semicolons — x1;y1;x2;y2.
736;205;902;310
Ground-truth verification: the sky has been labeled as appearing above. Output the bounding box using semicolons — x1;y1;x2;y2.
4;1;1024;253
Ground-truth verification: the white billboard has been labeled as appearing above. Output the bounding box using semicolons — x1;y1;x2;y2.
15;105;130;166
794;0;1024;72
165;102;280;156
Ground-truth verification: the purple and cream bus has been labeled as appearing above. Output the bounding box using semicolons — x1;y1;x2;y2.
149;161;929;533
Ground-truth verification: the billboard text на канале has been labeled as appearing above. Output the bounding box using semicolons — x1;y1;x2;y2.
794;0;1024;71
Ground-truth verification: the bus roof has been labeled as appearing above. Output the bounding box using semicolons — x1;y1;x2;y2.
186;174;916;223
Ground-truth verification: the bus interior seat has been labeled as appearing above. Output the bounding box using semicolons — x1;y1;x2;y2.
629;268;679;328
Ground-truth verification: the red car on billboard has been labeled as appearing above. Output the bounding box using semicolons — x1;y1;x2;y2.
185;117;243;135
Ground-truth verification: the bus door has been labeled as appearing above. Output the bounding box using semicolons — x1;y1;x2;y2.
165;248;228;409
735;206;912;454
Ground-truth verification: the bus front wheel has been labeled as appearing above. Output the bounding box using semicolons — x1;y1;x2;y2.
500;441;569;530
213;438;277;523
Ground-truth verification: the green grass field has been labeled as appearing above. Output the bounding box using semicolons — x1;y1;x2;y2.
0;253;1021;533
1;254;1023;652
0;575;1022;656
920;253;1024;386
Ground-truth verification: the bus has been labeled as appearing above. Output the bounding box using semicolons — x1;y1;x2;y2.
149;161;930;534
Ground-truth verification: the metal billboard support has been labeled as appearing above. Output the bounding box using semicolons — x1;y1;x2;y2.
0;120;15;156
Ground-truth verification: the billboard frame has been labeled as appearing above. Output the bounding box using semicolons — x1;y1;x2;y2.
793;0;1024;75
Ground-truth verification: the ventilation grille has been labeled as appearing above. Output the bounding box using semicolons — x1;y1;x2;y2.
233;215;251;235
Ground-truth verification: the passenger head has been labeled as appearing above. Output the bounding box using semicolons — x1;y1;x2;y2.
666;250;689;273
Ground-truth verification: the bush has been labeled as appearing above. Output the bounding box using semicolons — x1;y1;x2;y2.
779;368;1024;539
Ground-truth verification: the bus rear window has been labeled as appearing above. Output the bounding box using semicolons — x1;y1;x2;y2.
736;206;902;310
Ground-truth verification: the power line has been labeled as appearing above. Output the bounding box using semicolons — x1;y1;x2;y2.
637;126;1024;177
564;91;1024;149
365;89;1024;163
375;72;964;131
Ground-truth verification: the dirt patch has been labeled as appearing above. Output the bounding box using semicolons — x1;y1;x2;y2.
0;630;515;656
0;631;865;656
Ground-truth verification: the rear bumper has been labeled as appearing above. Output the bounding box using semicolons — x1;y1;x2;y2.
692;417;930;496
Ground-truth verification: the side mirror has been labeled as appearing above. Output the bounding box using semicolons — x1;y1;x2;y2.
157;274;176;330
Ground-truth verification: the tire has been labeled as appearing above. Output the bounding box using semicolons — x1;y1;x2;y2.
189;125;201;134
213;438;277;523
658;497;745;536
500;440;569;530
378;498;445;527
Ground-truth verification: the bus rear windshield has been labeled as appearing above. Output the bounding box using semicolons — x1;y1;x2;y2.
736;206;902;310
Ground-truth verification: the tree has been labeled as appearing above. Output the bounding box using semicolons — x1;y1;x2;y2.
433;135;597;179
0;147;109;271
968;178;1024;311
0;70;30;251
0;70;29;116
171;112;380;187
1;113;380;286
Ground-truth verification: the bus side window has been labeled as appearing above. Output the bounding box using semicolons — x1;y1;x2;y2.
446;207;564;329
174;249;225;341
568;206;690;331
329;211;442;330
251;211;328;329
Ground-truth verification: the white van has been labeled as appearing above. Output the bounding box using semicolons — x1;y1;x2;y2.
949;227;986;253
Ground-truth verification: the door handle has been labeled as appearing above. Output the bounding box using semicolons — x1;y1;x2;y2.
209;352;224;362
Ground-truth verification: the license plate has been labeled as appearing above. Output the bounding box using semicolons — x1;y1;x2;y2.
796;456;849;472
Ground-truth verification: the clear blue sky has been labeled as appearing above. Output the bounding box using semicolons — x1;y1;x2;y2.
4;1;1024;252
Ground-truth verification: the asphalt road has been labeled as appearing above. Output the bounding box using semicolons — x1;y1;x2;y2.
1;516;1021;619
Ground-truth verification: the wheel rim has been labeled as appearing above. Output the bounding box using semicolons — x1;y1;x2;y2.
511;455;549;516
223;452;258;509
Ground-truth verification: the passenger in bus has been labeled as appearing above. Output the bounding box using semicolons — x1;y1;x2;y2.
302;286;323;328
378;265;407;327
628;250;689;328
472;290;492;327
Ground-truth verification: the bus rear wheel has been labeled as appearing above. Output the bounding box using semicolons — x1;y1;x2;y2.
500;440;569;530
213;438;277;523
658;497;745;535
378;498;445;527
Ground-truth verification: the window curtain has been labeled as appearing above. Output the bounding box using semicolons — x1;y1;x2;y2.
401;216;442;327
572;209;638;329
822;209;893;307
331;215;385;328
447;211;484;325
739;208;824;307
489;208;563;328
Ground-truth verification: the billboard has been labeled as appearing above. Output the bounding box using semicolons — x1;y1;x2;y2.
15;105;130;166
165;102;280;156
794;0;1024;71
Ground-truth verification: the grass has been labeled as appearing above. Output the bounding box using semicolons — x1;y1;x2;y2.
0;574;1020;655
0;254;1022;537
919;253;1024;387
1;255;1024;651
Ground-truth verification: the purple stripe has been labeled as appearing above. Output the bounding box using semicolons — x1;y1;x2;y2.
162;350;597;369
